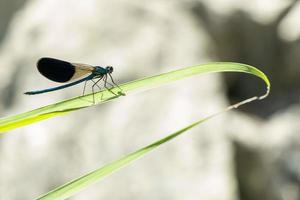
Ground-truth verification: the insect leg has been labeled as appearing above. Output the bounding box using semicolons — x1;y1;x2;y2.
91;79;102;91
91;82;95;104
108;73;122;91
82;80;88;96
91;76;105;103
108;73;124;95
91;76;104;100
104;74;118;95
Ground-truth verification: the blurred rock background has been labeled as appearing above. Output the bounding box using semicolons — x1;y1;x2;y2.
0;0;299;199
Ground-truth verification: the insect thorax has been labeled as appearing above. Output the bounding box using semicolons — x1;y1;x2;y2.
93;66;108;75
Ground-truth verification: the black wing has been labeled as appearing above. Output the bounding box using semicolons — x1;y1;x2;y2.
37;57;76;83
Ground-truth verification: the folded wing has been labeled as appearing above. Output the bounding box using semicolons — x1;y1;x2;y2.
37;57;94;83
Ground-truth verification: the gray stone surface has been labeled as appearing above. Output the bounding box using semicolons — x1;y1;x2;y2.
0;0;299;200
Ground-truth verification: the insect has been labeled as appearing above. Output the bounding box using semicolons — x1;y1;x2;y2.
24;57;122;103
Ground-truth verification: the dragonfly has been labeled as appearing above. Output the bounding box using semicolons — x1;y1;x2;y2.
24;57;123;103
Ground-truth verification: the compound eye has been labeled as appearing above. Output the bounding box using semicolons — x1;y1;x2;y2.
107;66;113;73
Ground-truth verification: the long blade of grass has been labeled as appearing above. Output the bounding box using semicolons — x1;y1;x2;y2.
36;96;267;200
0;62;270;133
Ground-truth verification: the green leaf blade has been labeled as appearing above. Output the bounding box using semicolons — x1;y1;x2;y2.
0;62;270;133
0;62;270;199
